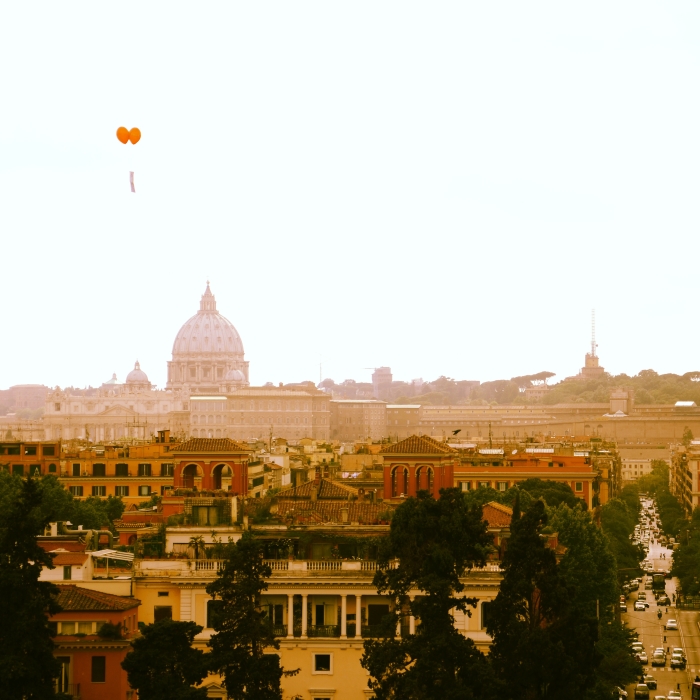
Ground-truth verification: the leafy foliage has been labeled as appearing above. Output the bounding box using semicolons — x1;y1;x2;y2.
361;488;499;700
638;461;686;537
121;619;209;700
488;500;598;700
206;532;298;700
671;507;700;595
599;498;643;575
0;474;62;699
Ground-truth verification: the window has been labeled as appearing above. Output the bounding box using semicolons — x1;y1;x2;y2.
313;653;332;674
30;464;41;476
63;566;72;580
138;463;152;477
115;486;129;497
575;482;583;492
478;481;489;489
93;463;106;477
55;403;61;411
139;485;151;497
43;445;56;456
481;601;493;629
497;482;508;492
61;622;75;635
160;463;174;477
69;486;83;497
460;482;471;491
207;599;223;628
49;463;57;473
92;485;106;497
115;463;128;477
154;606;172;622
12;464;24;476
91;656;106;683
72;463;81;477
24;445;37;456
157;591;169;597
190;368;196;378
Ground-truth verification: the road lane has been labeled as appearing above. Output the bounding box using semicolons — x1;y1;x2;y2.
623;533;700;699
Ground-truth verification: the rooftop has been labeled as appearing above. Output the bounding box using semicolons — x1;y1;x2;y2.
173;437;250;453
54;585;140;612
380;435;456;455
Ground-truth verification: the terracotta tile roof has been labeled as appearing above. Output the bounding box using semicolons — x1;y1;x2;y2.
379;435;456;455
54;585;140;612
279;478;358;500
173;438;250;453
275;499;388;525
51;553;89;566
482;501;513;528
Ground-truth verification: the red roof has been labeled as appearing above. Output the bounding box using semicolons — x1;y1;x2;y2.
38;540;87;553
482;502;513;528
173;438;250;453
380;435;456;455
275;500;387;525
54;585;140;612
279;478;358;500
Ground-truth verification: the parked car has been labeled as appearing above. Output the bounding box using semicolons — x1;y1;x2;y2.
643;674;657;689
672;648;685;661
637;651;649;664
668;691;682;700
631;642;644;653
665;619;678;630
635;601;649;611
620;603;628;612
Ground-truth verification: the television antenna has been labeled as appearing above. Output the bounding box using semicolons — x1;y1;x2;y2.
591;309;598;358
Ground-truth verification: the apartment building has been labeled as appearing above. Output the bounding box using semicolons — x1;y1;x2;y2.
671;442;700;515
619;445;670;484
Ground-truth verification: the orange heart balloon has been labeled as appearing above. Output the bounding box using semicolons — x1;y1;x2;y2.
129;127;141;145
116;126;129;144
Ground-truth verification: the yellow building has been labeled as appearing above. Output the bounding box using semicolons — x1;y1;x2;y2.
133;522;506;699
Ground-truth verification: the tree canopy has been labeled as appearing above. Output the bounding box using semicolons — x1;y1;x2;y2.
121;619;209;700
206;532;298;700
0;474;62;699
361;488;499;700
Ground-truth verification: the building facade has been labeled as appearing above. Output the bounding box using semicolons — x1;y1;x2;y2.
330;400;387;442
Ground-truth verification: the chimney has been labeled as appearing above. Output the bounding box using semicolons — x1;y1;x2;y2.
310;485;318;502
314;467;320;486
340;507;349;524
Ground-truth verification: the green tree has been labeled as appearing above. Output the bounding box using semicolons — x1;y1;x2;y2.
121;619;209;700
488;500;594;700
548;504;640;698
671;507;700;595
206;532;298;700
599;498;643;574
0;474;62;699
361;488;498;700
518;479;580;509
683;426;694;447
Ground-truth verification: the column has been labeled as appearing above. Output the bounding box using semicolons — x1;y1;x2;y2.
355;595;362;639
301;594;308;639
287;594;294;639
340;594;347;639
409;594;416;634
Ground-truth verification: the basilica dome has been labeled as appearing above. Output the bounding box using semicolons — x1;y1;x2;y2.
167;283;249;393
172;283;244;356
126;361;149;384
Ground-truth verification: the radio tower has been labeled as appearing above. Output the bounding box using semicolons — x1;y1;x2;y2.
591;309;598;358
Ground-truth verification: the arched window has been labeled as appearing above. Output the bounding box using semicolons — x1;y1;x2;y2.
427;468;434;493
48;463;57;473
391;467;399;498
402;468;409;496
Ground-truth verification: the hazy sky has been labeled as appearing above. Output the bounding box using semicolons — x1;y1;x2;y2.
2;2;699;391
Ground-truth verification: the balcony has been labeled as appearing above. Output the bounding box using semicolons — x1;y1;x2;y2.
308;624;341;637
134;558;502;579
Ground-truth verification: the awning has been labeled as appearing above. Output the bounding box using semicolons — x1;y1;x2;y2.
89;549;134;562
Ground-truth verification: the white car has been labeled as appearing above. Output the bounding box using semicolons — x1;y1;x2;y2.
635;601;648;611
665;619;678;630
668;691;682;699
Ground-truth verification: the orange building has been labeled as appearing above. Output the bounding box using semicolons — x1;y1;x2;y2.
0;440;61;476
171;437;251;493
51;585;140;700
380;435;456;500
454;448;599;508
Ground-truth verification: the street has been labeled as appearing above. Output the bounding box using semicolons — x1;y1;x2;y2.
623;539;700;699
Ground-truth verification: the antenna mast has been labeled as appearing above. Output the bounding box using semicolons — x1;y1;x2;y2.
591;309;597;358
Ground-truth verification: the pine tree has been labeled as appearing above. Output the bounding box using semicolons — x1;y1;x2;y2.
361;488;499;700
206;531;298;700
0;475;62;699
121;619;209;700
